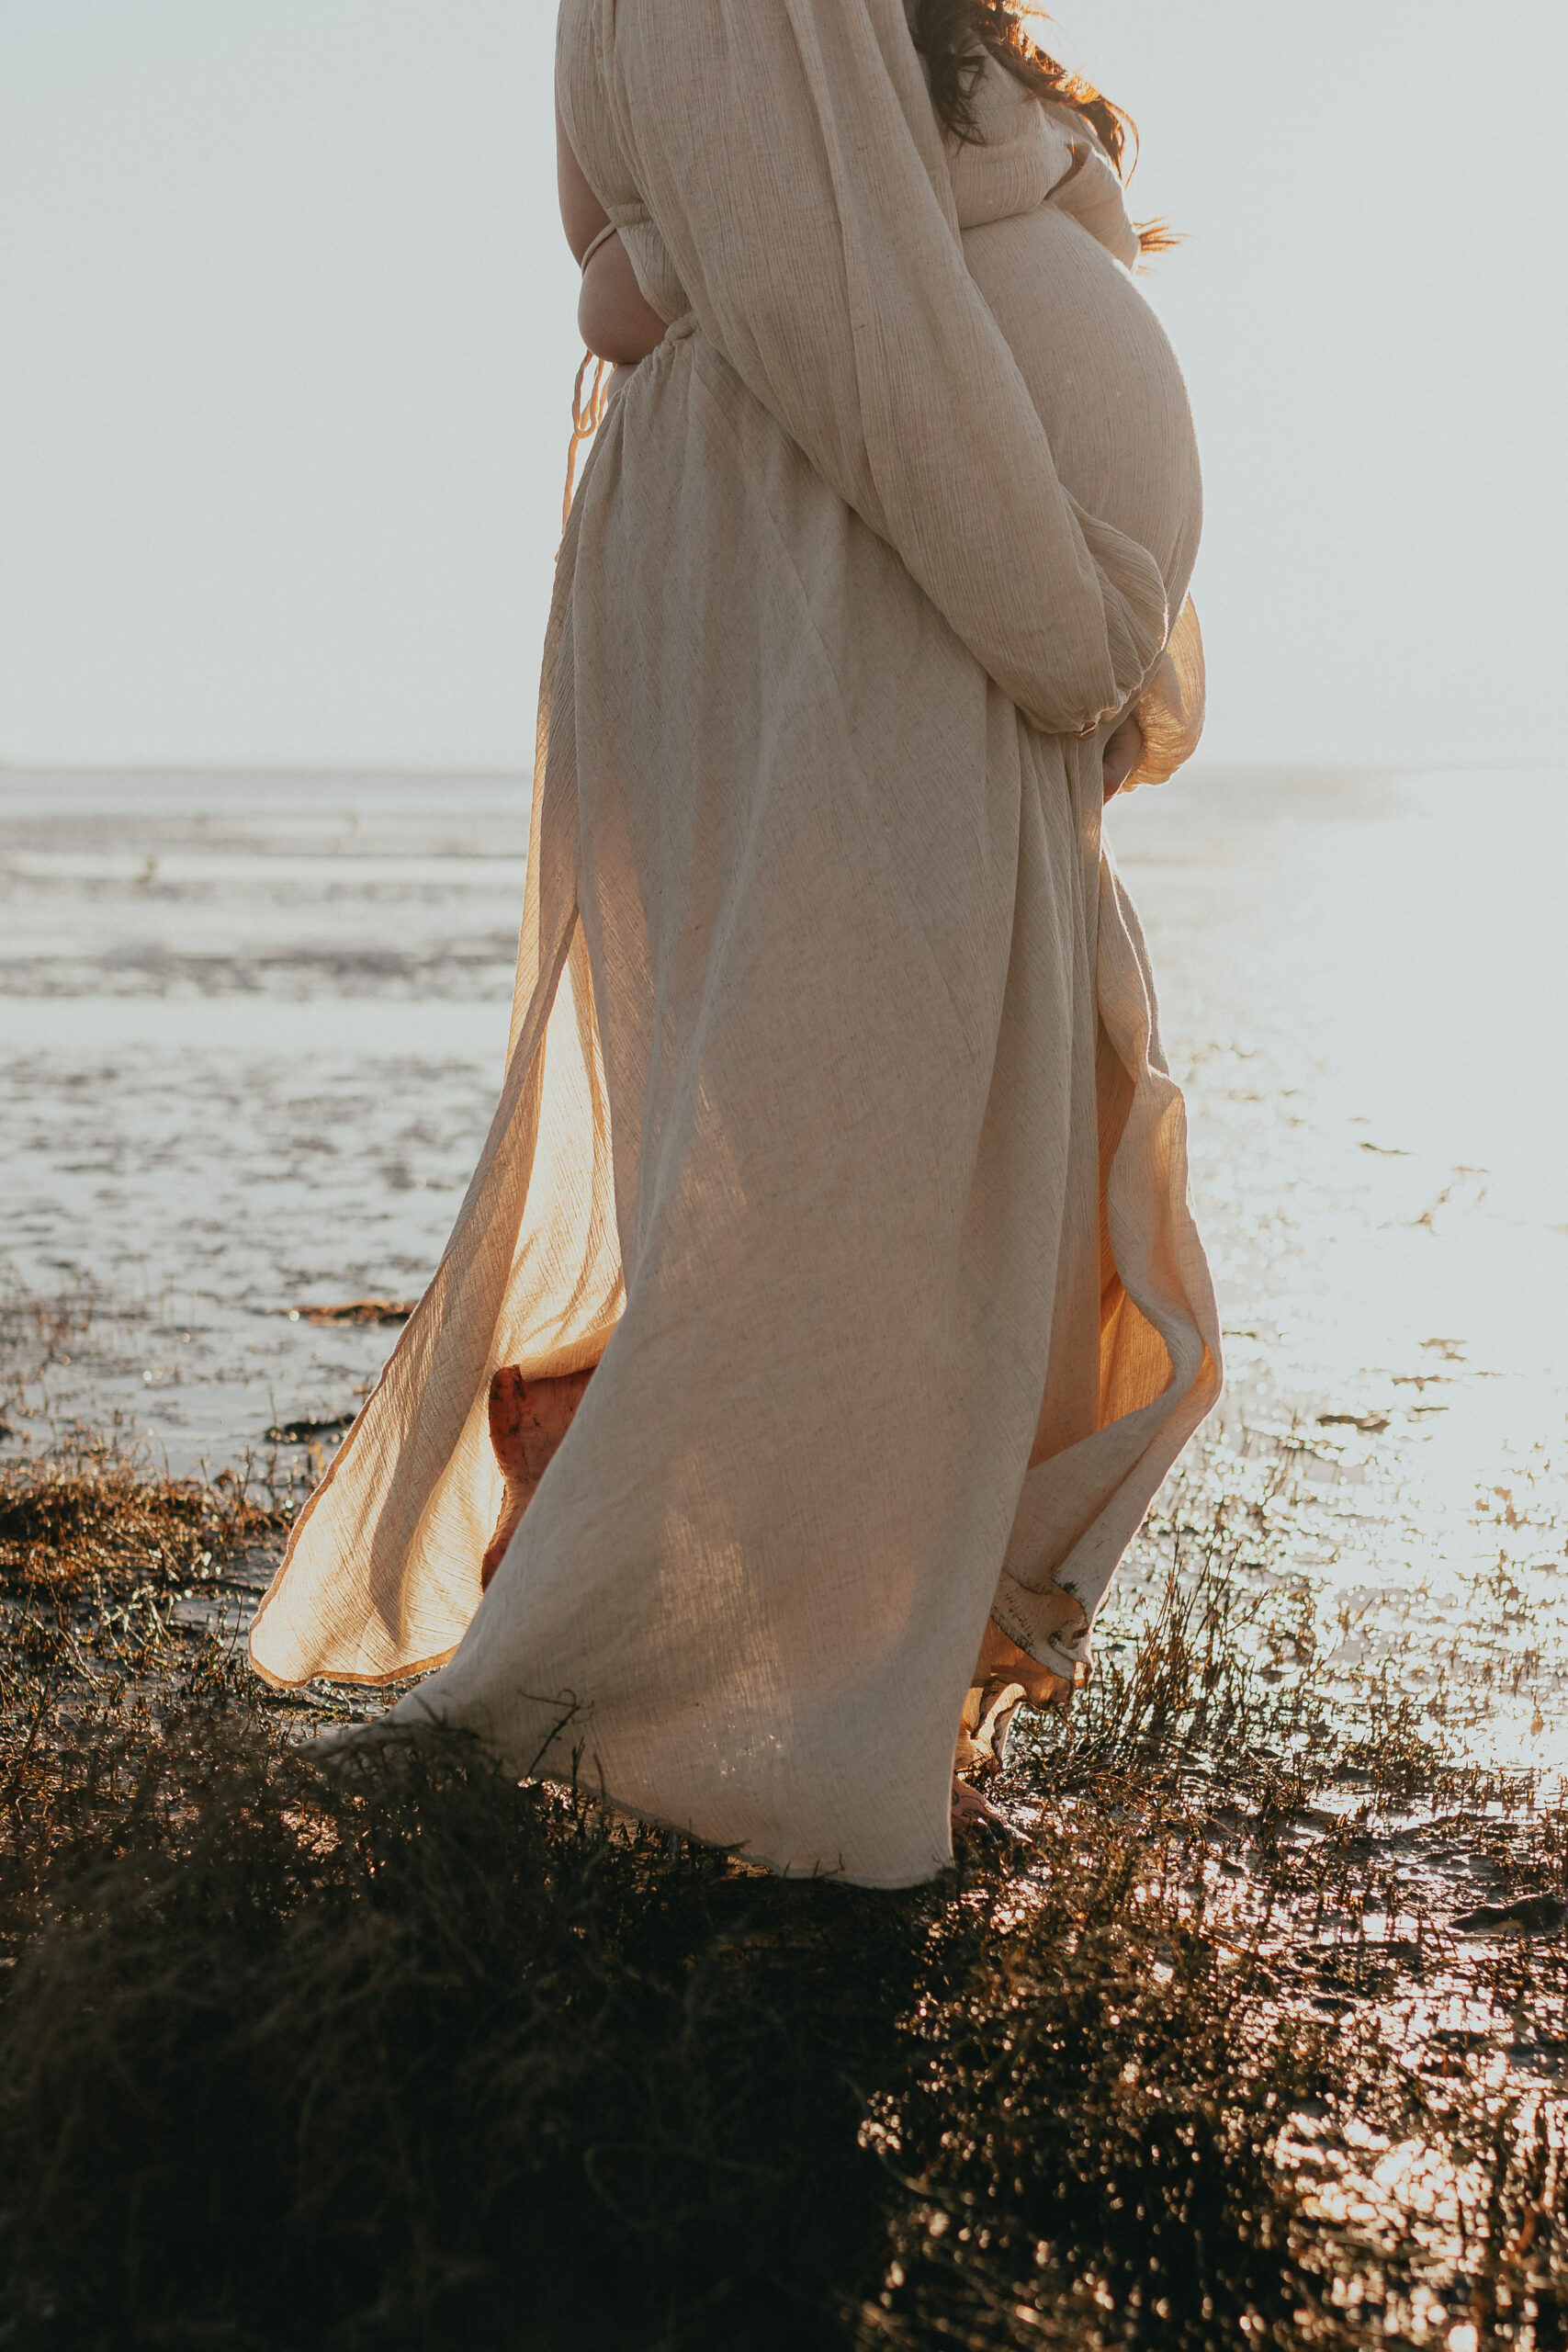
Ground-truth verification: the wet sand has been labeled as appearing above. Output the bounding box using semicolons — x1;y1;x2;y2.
0;770;525;1463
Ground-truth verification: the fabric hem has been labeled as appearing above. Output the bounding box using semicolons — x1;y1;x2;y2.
292;1719;954;1889
249;1641;461;1694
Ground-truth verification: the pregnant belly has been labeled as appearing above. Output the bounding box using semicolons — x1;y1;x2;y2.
962;204;1202;614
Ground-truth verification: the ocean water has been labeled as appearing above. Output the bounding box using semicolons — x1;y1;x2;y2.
3;763;1567;1754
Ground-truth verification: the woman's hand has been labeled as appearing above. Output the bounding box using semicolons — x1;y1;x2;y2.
1101;712;1144;802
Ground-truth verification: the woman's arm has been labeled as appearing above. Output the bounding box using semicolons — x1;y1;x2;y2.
557;97;666;367
556;92;609;263
604;0;1168;738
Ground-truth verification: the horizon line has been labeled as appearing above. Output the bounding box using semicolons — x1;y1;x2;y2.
3;754;1563;785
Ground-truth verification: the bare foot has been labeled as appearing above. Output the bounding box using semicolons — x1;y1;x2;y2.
480;1363;596;1589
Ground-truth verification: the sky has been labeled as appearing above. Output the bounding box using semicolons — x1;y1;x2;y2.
1;0;1563;774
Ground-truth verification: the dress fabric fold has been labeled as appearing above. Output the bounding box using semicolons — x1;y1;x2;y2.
248;0;1221;1889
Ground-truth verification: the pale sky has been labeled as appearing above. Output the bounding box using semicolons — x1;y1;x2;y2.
1;0;1563;772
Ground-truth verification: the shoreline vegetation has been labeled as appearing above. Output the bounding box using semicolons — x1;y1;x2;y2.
2;1286;1567;2347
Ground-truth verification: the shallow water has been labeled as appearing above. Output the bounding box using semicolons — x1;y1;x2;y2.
1115;765;1568;1777
3;762;1566;1757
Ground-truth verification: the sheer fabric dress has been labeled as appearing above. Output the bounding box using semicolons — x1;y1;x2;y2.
249;0;1221;1889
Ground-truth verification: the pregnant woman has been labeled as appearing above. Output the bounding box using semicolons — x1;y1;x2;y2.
250;0;1221;1887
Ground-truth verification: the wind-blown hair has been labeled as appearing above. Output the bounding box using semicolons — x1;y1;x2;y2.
908;0;1176;254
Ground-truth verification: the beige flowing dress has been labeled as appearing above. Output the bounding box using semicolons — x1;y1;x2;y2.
249;0;1221;1888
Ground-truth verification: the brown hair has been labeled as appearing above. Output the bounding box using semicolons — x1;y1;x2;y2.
908;0;1176;254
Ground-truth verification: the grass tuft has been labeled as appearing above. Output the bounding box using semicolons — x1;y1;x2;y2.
0;1436;282;1601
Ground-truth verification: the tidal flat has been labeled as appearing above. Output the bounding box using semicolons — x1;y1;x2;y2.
2;764;1566;2346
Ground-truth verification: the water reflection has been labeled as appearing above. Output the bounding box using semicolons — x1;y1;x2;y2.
1111;767;1568;1774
